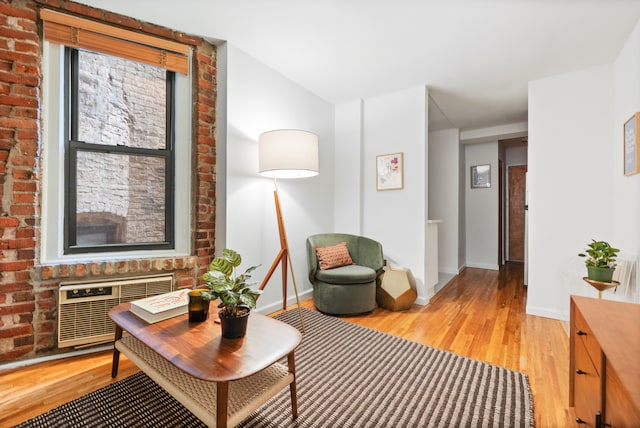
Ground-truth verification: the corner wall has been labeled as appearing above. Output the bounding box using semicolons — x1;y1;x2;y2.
612;18;640;304
428;129;460;275
224;45;335;313
527;64;614;319
361;87;430;302
464;142;499;270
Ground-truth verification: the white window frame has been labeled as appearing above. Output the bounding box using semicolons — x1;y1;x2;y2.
41;42;192;264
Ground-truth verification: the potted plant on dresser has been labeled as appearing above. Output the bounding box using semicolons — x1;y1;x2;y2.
201;249;262;338
578;239;620;283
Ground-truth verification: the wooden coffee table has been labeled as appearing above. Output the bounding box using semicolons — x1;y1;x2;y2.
109;303;301;428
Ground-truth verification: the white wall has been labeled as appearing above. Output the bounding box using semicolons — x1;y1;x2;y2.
334;100;363;234
465;142;499;270
224;45;335;313
428;128;460;275
359;86;431;302
527;64;614;320
612;18;640;303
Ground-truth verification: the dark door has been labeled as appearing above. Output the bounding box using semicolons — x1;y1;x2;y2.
508;165;527;262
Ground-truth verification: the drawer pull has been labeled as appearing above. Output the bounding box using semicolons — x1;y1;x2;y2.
575;369;587;375
576;330;587;336
575;417;586;424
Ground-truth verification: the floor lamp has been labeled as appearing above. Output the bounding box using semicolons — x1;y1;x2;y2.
258;129;319;332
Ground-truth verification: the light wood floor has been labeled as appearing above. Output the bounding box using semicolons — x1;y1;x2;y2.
0;263;570;427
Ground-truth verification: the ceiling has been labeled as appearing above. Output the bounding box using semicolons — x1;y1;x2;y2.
79;0;640;132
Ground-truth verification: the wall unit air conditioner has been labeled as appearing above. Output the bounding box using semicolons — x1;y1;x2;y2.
57;274;174;348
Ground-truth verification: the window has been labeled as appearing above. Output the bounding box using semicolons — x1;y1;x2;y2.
65;49;175;253
40;11;192;263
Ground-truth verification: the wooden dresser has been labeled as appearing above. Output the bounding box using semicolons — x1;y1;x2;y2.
569;296;640;427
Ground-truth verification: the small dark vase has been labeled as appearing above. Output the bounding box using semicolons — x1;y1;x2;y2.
219;307;250;338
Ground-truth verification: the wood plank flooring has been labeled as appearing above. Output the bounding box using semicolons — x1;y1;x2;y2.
0;263;570;427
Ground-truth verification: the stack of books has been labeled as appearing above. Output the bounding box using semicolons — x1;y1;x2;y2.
130;289;190;323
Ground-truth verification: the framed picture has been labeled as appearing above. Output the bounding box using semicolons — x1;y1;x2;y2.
376;152;403;190
471;164;491;188
624;112;640;176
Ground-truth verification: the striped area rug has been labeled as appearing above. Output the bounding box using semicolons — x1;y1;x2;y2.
18;308;534;428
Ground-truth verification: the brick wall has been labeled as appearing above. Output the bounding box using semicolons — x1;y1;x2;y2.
0;0;217;362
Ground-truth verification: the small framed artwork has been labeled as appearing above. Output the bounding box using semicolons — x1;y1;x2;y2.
624;112;640;176
471;164;491;188
376;152;403;191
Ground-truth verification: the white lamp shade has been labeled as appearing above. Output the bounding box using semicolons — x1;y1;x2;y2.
259;129;319;179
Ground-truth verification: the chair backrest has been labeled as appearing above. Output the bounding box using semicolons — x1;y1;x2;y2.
306;233;384;282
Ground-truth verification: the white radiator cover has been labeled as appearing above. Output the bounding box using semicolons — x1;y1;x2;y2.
57;274;174;348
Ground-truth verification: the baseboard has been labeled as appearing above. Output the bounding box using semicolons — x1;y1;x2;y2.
525;304;565;321
466;263;499;271
256;289;314;315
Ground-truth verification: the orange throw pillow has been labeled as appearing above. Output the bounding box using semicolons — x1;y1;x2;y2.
315;242;355;270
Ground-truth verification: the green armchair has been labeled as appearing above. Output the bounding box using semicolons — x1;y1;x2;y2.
306;233;384;315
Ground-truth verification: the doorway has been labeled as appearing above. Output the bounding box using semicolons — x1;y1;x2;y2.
508;165;527;262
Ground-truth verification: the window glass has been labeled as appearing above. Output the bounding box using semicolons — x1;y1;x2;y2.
77;50;167;150
66;48;174;253
75;151;167;246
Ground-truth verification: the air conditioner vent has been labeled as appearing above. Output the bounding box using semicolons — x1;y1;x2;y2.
58;274;174;348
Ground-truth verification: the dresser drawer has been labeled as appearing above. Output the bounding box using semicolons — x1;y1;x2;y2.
575;306;602;376
574;338;601;426
605;360;640;428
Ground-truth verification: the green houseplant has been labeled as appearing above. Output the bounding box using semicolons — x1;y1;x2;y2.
201;249;262;338
578;239;620;283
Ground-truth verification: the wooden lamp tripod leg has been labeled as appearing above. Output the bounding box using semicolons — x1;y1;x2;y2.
258;188;306;332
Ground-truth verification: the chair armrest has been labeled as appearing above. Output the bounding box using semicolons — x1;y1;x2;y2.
354;237;385;273
306;237;319;283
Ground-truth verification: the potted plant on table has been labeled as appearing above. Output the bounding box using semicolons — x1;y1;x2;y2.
578;239;620;283
201;249;262;338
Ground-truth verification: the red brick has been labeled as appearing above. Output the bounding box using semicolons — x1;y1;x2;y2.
0;217;19;227
40;265;54;280
7;238;34;249
0;95;37;107
12;181;36;192
140;22;173;39
173;32;201;46
12;291;34;303
0;3;37;20
14;197;35;210
10;205;35;216
0;115;37;129
38;299;55;311
90;262;101;276
74;263;87;277
14;270;30;281
17;249;35;260
0;260;31;271
57;264;70;277
103;12;140;30
59;2;102;19
14;41;39;55
14;334;34;347
9;155;36;167
0;301;35;316
16;228;36;239
0;347;33;360
0;282;31;292
15;130;38;142
12;85;38;97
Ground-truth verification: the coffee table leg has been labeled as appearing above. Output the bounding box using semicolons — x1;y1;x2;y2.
288;352;298;417
217;381;229;428
111;325;123;378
